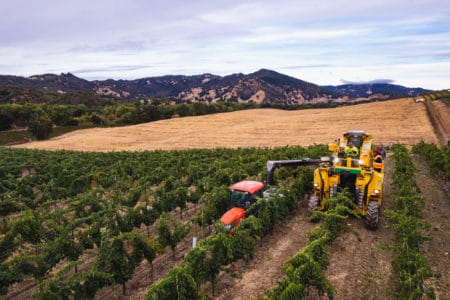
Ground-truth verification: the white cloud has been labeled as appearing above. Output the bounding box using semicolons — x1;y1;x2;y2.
0;0;449;89
282;62;450;90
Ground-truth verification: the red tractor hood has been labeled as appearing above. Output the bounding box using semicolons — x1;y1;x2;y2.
220;207;246;226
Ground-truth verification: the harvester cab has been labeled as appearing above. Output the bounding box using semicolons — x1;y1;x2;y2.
219;180;265;230
309;130;385;229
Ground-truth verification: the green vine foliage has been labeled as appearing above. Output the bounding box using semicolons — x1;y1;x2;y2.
145;265;199;300
412;141;450;180
157;212;190;260
385;144;435;299
145;165;317;299
0;144;328;297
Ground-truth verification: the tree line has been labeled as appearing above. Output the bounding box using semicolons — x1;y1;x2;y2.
0;99;356;142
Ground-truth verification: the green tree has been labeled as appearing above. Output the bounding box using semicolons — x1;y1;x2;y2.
0;264;22;295
47;105;74;126
174;103;192;117
68;269;114;299
28;113;53;140
0;112;13;131
185;233;233;295
89;113;104;125
115;104;137;124
13;211;44;247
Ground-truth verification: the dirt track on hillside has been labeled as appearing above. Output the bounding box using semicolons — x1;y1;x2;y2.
425;100;450;145
16;98;439;152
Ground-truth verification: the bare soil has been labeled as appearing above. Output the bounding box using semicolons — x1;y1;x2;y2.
425;100;450;145
15;98;438;152
212;203;318;300
414;159;450;299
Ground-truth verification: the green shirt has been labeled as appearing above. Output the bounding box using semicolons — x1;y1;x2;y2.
344;146;359;157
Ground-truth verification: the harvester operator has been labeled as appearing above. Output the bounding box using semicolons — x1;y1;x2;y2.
344;142;359;157
373;145;386;159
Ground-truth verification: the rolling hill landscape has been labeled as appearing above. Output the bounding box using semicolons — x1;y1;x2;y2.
0;69;430;106
2;1;449;299
1;70;449;300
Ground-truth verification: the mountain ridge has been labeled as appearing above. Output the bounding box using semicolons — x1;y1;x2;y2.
0;69;431;105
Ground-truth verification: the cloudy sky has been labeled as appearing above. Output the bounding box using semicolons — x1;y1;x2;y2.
1;0;449;89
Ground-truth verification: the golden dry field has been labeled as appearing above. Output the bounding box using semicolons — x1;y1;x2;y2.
17;98;439;152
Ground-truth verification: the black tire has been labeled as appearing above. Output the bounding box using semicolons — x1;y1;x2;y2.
308;195;319;215
356;187;364;210
365;201;380;230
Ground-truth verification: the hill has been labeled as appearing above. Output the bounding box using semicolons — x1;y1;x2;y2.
0;69;431;105
323;83;430;98
16;97;439;152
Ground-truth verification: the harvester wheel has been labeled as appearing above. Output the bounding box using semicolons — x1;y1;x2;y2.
356;187;364;209
365;201;380;230
307;195;319;215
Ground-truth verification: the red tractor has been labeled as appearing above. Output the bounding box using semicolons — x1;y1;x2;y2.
219;180;265;230
219;159;319;230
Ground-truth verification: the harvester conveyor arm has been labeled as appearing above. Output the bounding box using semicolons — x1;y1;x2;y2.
266;159;322;185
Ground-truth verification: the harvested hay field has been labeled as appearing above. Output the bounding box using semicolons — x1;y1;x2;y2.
16;98;439;152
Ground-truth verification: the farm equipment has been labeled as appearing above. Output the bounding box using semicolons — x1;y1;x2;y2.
307;130;384;229
220;160;321;230
266;130;385;229
219;180;265;230
220;130;384;230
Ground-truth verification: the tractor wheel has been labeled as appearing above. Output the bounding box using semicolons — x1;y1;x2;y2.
365;201;380;230
356;187;364;210
307;195;319;215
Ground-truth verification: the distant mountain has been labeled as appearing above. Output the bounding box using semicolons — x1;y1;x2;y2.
0;69;431;106
322;83;430;99
0;73;92;92
90;69;346;104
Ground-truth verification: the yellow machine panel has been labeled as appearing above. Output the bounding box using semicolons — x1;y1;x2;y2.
309;130;384;229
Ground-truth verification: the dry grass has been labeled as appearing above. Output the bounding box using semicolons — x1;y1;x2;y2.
16;98;438;152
